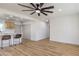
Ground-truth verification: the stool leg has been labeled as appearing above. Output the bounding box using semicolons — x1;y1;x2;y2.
1;40;3;49
19;38;20;44
20;39;23;44
14;39;16;46
13;39;14;45
9;39;11;47
13;38;16;46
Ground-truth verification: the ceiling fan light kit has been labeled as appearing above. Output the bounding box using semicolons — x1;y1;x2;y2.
18;3;54;16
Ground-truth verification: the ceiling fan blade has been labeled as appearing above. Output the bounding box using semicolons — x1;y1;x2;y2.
41;12;47;16
18;4;34;9
30;3;36;8
42;6;54;10
43;11;53;13
22;10;34;11
38;13;40;16
36;3;39;8
30;11;36;15
40;3;44;7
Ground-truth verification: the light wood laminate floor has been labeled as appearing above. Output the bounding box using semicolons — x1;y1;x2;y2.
0;39;79;56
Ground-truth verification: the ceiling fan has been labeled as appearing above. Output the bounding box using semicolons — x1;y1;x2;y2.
18;3;54;16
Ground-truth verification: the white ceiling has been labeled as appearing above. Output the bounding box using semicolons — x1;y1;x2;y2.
0;3;79;22
0;3;54;21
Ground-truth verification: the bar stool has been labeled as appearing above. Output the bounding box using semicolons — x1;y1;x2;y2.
13;34;22;45
1;35;11;49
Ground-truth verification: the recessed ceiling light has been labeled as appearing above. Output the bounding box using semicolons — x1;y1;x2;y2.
58;9;62;12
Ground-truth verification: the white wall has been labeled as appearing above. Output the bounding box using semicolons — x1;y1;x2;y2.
14;24;22;34
50;3;79;45
23;24;31;39
23;21;49;41
31;21;49;41
50;14;79;45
